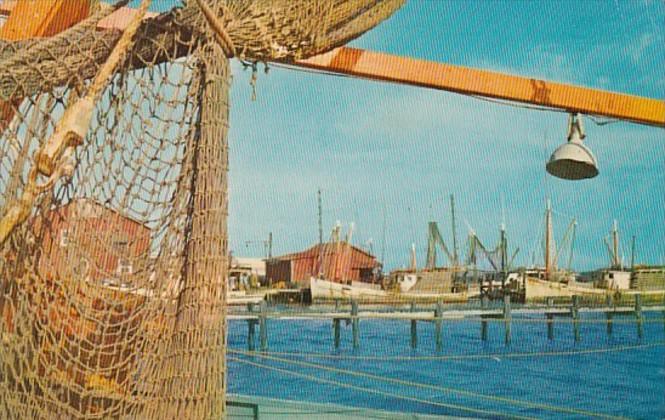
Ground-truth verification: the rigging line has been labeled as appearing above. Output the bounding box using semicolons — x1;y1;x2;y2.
228;356;534;420
228;341;665;362
229;350;631;420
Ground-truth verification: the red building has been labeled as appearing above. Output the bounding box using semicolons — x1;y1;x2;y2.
266;242;380;286
32;199;151;285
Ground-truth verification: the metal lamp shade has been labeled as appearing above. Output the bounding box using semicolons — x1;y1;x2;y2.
546;139;599;180
547;113;599;180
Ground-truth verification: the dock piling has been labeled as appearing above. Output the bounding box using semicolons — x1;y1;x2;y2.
410;302;417;349
503;295;511;345
247;302;256;351
635;294;643;339
435;300;443;352
259;301;268;351
606;295;613;336
248;320;257;351
546;297;554;341
351;300;359;349
572;295;580;342
480;295;488;341
333;318;341;349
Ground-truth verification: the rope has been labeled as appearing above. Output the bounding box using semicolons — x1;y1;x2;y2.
229;341;665;362
228;356;534;420
192;0;236;58
231;348;640;419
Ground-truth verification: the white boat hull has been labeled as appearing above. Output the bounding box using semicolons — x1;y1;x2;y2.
310;277;469;302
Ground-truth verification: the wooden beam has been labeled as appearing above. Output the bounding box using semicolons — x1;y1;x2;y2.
295;47;665;128
0;0;91;129
0;2;158;30
1;3;663;127
0;0;90;40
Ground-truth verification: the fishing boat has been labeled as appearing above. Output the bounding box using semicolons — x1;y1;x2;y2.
309;276;469;302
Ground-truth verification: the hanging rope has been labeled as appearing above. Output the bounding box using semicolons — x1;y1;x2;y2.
229;341;665;362
228;356;534;420
192;0;236;58
230;348;636;419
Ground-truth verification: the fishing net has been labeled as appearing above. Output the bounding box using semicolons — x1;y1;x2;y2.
0;0;404;418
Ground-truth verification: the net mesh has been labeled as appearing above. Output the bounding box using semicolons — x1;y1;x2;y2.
0;0;404;418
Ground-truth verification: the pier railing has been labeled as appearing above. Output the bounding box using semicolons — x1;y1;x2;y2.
229;294;665;351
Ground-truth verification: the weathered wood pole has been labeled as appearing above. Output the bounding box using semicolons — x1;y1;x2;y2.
503;295;511;345
606;295;613;336
248;320;256;351
480;295;488;341
410;301;417;349
259;300;268;351
546;297;554;340
247;303;256;350
571;295;580;342
662;299;665;336
333;318;341;349
434;300;443;352
351;300;359;349
635;294;643;339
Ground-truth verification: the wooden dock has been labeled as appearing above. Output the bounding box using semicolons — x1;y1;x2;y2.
231;296;665;351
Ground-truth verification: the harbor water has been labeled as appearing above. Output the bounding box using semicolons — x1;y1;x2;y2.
228;310;665;419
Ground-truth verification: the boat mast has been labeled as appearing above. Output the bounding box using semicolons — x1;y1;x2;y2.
545;199;553;280
410;243;417;271
500;222;507;274
630;235;636;270
450;194;459;268
343;222;355;282
567;220;576;273
333;221;341;281
612;219;621;269
380;203;386;267
317;189;323;275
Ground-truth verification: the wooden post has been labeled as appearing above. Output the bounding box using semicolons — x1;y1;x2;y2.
661;292;665;336
572;295;580;342
248;320;256;351
546;297;554;341
333;318;341;349
351;300;359;349
259;301;268;351
503;295;511;345
434;300;443;352
480;295;488;341
410;301;417;349
606;295;613;336
247;303;256;351
635;294;643;339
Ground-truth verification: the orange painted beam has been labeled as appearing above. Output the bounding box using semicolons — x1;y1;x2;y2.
296;47;665;128
0;0;91;129
0;0;90;40
1;3;662;127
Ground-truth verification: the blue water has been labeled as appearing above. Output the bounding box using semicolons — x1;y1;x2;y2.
228;310;665;419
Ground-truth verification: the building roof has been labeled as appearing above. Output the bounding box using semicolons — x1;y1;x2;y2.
230;257;266;276
272;241;377;262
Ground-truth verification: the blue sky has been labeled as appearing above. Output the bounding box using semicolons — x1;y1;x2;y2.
223;1;664;271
